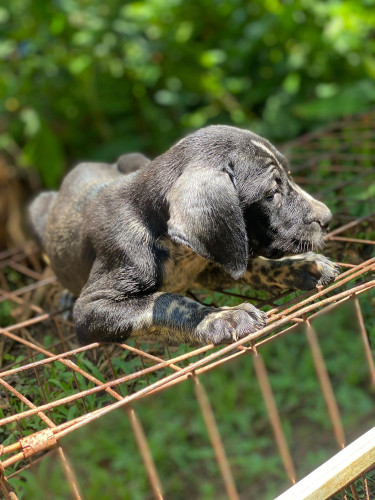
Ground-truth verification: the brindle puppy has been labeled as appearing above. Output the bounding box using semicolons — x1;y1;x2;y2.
29;126;339;345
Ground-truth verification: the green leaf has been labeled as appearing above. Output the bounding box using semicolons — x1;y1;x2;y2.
22;120;65;188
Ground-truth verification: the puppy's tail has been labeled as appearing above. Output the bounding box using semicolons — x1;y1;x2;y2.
28;191;57;248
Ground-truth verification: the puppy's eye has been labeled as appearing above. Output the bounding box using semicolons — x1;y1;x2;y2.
265;184;283;204
265;190;277;201
264;184;279;201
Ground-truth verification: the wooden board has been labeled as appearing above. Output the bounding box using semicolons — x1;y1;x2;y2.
275;426;375;500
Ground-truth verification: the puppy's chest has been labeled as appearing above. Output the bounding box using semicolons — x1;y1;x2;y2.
160;239;207;293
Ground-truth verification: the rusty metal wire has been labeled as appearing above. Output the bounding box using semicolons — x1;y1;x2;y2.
331;466;375;500
0;111;374;499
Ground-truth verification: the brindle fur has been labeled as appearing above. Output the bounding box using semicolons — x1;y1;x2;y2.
28;125;339;346
196;253;338;293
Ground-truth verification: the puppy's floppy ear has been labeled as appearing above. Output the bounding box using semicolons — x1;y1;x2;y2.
167;165;248;279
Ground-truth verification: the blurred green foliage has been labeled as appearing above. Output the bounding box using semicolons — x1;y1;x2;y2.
1;0;375;187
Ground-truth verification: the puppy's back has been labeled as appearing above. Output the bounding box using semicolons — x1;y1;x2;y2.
28;191;58;247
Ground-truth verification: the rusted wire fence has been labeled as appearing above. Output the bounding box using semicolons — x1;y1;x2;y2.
0;111;374;499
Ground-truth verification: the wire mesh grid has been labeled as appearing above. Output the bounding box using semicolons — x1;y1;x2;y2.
0;111;374;499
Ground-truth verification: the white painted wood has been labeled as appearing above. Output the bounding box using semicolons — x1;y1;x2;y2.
274;426;375;500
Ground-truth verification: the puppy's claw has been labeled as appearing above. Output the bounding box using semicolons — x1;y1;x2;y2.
231;330;238;342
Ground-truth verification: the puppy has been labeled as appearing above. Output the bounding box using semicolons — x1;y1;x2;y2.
29;126;339;345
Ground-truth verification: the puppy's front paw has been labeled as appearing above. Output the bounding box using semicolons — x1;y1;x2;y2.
196;303;267;345
291;253;340;291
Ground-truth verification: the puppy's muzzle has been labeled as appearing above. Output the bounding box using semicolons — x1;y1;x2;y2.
305;202;332;232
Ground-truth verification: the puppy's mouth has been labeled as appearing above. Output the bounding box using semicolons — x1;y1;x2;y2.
259;237;325;259
249;221;328;259
287;235;326;257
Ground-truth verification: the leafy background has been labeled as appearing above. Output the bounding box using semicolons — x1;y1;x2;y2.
1;0;375;187
1;0;375;499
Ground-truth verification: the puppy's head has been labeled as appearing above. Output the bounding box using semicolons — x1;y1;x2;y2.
165;125;332;279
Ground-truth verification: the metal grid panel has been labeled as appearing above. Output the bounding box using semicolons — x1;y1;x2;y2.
0;111;374;499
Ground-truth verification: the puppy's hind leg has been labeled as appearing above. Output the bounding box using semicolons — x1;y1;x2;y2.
28;191;57;248
59;290;76;321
